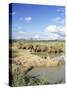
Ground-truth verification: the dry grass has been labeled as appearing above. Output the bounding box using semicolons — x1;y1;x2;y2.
10;49;64;75
9;40;65;86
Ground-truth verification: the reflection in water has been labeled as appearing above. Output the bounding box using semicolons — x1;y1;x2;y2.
27;65;65;84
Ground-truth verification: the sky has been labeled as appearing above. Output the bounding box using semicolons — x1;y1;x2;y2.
9;3;65;40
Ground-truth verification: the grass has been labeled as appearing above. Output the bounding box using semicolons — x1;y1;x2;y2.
9;39;65;86
10;68;51;87
10;69;64;86
17;40;65;54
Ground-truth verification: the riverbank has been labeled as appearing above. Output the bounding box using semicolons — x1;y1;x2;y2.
11;49;65;75
9;40;65;86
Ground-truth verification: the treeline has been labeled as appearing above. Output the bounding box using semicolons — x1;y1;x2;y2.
9;39;65;43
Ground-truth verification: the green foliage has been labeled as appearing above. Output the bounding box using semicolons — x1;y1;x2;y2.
10;69;51;87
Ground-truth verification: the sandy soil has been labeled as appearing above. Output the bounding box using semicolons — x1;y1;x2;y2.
11;49;65;75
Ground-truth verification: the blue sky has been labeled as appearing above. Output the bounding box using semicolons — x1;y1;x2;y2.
9;3;65;40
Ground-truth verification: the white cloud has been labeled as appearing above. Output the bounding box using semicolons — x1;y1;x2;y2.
58;26;65;36
52;17;65;24
55;8;65;25
56;8;65;16
48;33;59;40
34;34;39;39
45;25;65;34
25;17;32;22
45;25;58;33
44;24;65;40
15;36;21;39
52;17;61;22
18;30;26;34
56;8;65;13
14;24;65;40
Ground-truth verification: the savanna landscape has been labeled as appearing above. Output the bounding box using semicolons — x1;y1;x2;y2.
9;39;65;86
9;4;65;86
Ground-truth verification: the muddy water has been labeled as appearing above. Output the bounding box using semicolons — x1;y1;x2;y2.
27;51;65;84
27;65;65;84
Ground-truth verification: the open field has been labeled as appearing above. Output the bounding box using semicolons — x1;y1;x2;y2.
9;40;65;86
